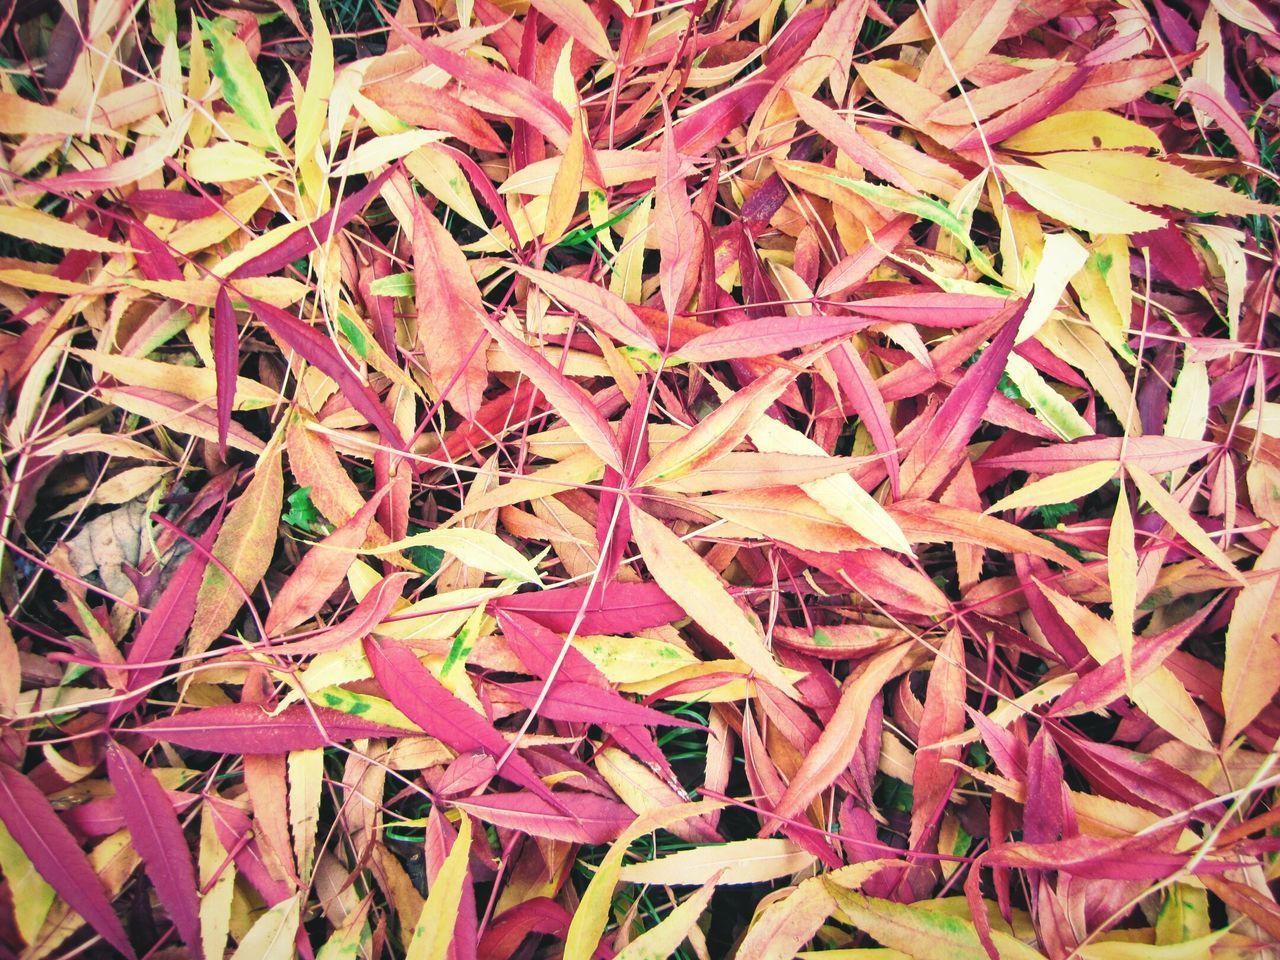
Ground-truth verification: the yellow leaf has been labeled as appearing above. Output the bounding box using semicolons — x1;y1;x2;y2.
1185;223;1246;338
1126;465;1242;581
168;184;271;254
187;141;283;182
1165;360;1209;486
998;163;1165;234
229;892;301;960
199;806;236;960
620;838;814;886
747;413;913;556
828;890;1047;960
1015;232;1088;339
405;815;472;960
288;748;323;880
0;206;130;254
565;800;725;960
296;0;333;163
189;439;284;654
1109;484;1138;684
628;504;800;698
0;820;55;945
331;129;446;177
74;349;281;410
1221;531;1280;744
1035;151;1280;217
543;108;586;245
615;875;720;960
985;461;1118;514
1001;112;1162;153
573;634;697;684
1070;237;1136;362
127;276;310;308
366;528;541;585
404;146;487;230
1155;884;1210;946
0;90;112;136
1077;930;1229;960
0;269;93;294
1003;353;1093;441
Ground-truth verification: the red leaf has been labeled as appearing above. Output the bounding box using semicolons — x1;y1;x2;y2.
0;764;136;959
264;487;389;636
499;680;697;729
135;704;413;752
479;899;571;960
109;516;222;722
244;296;405;451
491;582;682;634
127;189;218;220
900;298;1027;497
104;741;202;958
364;637;569;811
228;166;396;280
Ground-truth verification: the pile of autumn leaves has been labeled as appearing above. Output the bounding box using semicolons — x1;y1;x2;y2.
1;0;1280;957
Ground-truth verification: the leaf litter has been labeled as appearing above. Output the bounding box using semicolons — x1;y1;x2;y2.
0;0;1279;957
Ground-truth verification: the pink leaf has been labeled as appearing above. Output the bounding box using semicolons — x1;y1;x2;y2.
229;167;396;280
452;790;633;844
981;436;1215;475
901;298;1026;497
480;314;623;471
678;314;872;362
264;488;389;636
267;571;413;655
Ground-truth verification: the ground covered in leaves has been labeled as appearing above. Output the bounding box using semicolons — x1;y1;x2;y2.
1;0;1280;956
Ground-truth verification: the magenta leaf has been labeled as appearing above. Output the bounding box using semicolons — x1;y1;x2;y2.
134;704;413;753
364;637;570;812
243;296;405;451
105;741;202;958
0;763;136;959
491;582;682;634
110;516;221;722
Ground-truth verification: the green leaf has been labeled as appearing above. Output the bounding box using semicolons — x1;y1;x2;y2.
202;19;283;151
283;487;324;532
